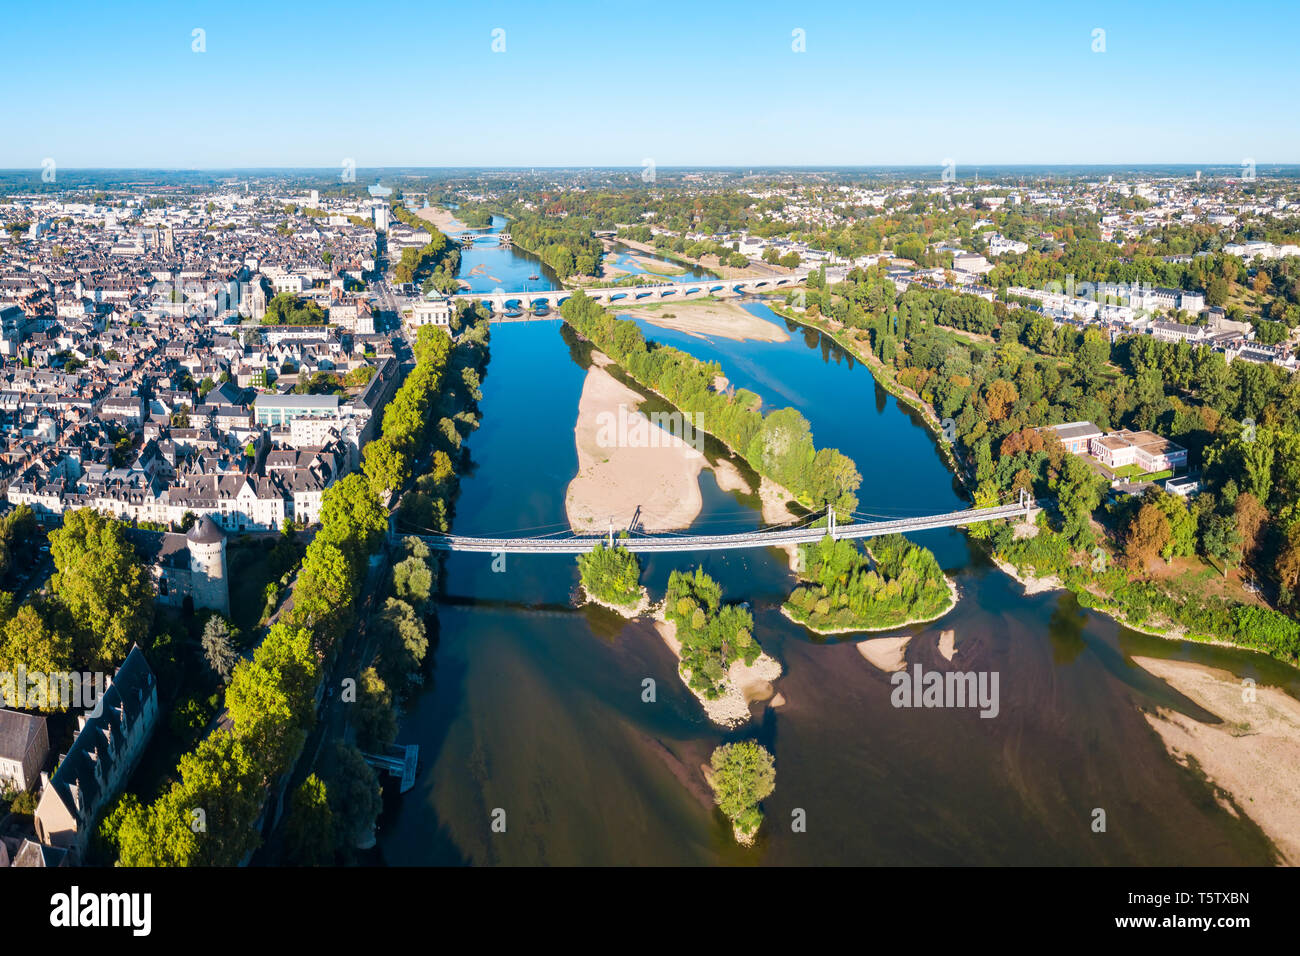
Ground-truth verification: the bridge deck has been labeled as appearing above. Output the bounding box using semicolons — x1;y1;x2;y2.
397;502;1035;554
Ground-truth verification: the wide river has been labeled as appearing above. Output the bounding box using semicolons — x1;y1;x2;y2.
377;218;1299;865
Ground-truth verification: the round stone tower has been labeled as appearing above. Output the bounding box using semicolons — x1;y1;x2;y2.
187;515;231;618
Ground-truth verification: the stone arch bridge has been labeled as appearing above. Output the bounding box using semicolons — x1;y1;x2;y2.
450;270;810;313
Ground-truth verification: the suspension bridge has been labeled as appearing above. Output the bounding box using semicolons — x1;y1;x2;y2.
393;495;1039;555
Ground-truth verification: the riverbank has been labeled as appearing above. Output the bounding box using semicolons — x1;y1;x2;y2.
991;556;1064;596
766;302;970;488
653;610;783;728
617;300;791;344
578;583;652;618
1131;656;1300;865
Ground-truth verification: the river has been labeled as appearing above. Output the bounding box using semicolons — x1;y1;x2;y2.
376;218;1298;866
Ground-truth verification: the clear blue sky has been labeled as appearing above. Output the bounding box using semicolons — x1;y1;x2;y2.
2;0;1296;168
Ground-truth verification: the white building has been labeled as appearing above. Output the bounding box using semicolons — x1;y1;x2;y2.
407;297;452;330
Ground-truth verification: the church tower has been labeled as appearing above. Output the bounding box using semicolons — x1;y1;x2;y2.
186;516;230;618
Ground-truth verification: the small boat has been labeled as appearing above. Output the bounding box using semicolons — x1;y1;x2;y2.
528;274;539;281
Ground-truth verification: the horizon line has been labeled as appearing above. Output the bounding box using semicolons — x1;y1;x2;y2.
0;162;1295;173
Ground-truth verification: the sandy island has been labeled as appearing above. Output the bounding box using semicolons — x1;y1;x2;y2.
414;205;464;234
1132;656;1300;865
781;571;959;635
619;300;791;344
566;354;708;532
654;612;783;728
628;254;686;276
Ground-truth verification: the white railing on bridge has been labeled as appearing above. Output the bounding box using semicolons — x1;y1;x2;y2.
395;500;1038;555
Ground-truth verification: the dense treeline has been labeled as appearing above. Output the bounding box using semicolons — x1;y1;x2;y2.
560;291;861;514
576;543;643;608
449;202;495;228
397;307;491;533
785;534;952;631
507;213;603;278
664;568;757;699
361;325;454;505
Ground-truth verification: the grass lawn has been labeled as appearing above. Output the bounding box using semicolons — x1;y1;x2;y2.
1110;464;1173;482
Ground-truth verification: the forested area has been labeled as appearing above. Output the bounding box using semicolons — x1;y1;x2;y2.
788;262;1300;662
785;534;952;631
560;291;861;514
397;306;492;533
507;213;604;279
664;568;758;699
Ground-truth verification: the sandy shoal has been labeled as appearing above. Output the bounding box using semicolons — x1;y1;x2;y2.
566;361;706;533
856;635;912;672
629;254;686;275
414;205;464;234
1133;655;1300;864
654;615;783;728
621;300;791;343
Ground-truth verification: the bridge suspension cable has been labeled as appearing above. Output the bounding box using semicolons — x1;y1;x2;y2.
394;500;1040;555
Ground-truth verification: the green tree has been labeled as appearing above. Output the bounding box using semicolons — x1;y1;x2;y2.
707;741;776;841
0;605;75;710
48;509;154;669
576;543;642;607
373;598;427;697
1201;512;1243;575
353;667;398;753
391;544;434;609
318;473;388;564
283;774;335;866
324;742;382;853
201;615;239;683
